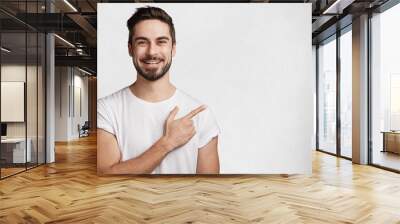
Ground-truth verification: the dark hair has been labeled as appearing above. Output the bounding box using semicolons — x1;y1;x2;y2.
127;6;176;45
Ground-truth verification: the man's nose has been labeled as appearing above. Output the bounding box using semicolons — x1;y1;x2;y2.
147;42;158;56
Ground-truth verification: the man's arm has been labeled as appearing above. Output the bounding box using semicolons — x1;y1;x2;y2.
97;128;172;175
196;136;219;174
97;105;206;175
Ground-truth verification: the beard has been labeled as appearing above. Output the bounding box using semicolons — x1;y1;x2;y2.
133;53;172;81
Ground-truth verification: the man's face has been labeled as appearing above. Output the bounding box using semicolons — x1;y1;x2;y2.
128;19;176;81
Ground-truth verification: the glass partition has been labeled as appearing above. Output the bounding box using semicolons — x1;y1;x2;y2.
339;28;352;158
371;3;400;171
27;31;38;169
38;32;45;165
317;36;337;155
1;30;28;177
0;1;46;179
26;0;42;170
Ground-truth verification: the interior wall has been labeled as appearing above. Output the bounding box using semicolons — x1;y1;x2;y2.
72;70;89;138
1;64;39;139
55;66;89;141
55;66;69;141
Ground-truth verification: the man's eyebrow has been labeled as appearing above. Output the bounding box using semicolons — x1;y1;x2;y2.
133;36;170;42
133;37;149;42
157;36;170;41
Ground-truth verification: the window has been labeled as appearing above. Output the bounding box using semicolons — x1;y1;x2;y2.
318;36;337;155
371;2;400;171
340;28;352;158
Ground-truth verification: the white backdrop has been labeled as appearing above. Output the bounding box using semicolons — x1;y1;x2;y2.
98;3;313;174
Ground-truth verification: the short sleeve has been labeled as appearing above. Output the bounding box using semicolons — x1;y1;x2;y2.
197;107;220;148
97;98;115;135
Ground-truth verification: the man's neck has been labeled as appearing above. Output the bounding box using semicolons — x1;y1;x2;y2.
130;73;176;103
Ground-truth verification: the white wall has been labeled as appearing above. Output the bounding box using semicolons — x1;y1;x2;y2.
72;72;89;138
55;66;68;141
55;67;89;141
1;65;39;138
98;3;313;174
1;64;46;163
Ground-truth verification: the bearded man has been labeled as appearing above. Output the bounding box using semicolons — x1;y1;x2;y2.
97;6;220;174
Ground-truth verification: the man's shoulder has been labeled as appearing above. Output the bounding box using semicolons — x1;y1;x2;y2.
176;89;217;121
176;89;204;106
98;86;130;106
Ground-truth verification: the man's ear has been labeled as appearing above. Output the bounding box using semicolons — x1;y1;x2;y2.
172;43;176;57
128;43;133;57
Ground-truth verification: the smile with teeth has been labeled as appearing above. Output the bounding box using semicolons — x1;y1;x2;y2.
143;59;162;64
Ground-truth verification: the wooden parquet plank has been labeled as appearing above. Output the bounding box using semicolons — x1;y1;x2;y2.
0;134;400;223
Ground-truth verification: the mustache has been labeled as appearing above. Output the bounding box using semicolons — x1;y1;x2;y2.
141;56;164;61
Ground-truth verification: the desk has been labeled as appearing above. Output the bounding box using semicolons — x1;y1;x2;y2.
381;131;400;154
1;138;31;163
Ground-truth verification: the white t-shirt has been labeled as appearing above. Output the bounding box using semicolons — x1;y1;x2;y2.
97;87;220;174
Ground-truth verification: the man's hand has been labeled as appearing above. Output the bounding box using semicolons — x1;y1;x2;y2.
97;105;207;175
163;105;206;151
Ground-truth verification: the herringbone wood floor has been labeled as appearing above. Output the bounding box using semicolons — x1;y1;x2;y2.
1;134;400;223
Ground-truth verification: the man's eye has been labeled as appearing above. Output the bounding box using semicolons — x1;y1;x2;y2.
158;40;167;44
137;41;146;45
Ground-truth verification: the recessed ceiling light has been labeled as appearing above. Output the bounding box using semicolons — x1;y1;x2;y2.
54;34;75;48
63;0;78;12
322;0;354;15
1;47;11;53
78;67;92;76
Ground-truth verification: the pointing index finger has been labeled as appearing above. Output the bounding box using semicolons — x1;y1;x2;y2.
184;105;206;119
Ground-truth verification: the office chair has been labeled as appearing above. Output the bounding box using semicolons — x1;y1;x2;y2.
79;121;90;138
